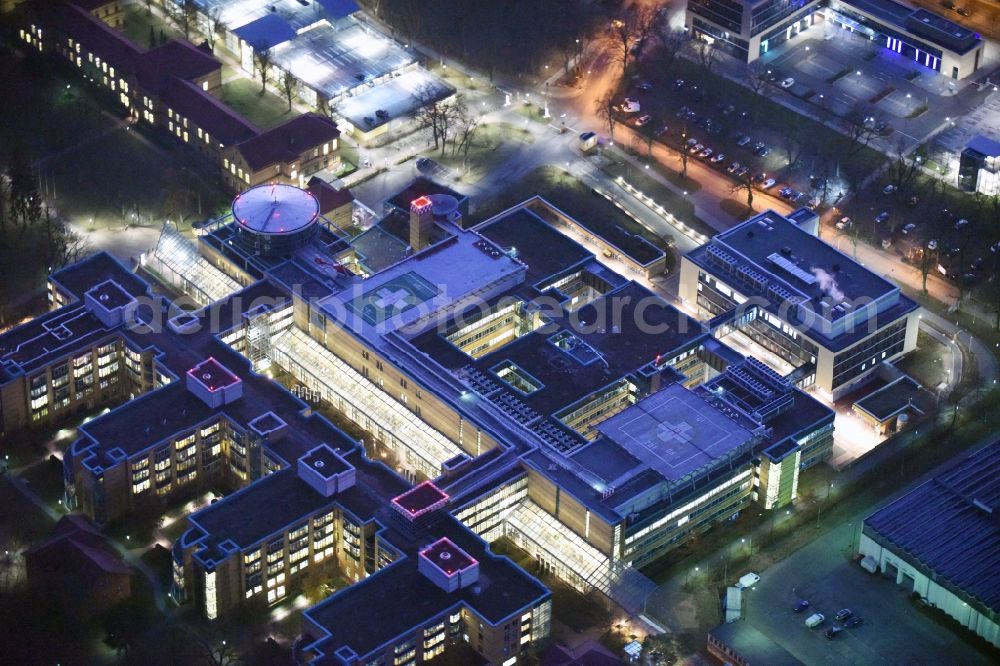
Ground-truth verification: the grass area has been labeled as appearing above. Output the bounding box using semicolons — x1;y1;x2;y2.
719;198;755;222
19;457;66;508
597;152;712;237
0;53;112;163
895;330;949;389
436;122;534;180
119;5;182;49
472;165;674;253
50;127;230;225
215;77;294;130
0;477;54;546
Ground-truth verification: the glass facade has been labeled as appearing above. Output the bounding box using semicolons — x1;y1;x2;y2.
688;0;745;34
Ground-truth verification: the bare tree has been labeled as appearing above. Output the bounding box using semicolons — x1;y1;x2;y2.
840;105;881;159
780;116;808;170
253;45;273;94
651;28;686;78
744;61;770;95
637;119;657;158
694;39;718;74
168;0;197;40
595;89;618;141
413;85;463;154
280;70;298;111
731;164;756;211
603;5;658;75
207;10;226;52
888;138;921;193
677;122;691;178
453;102;481;168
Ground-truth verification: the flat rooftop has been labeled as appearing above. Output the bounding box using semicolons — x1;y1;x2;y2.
319;227;526;337
420;537;476;576
386;177;465;214
714;212;896;305
86;280;135;310
0;306;113;380
338;69;454;133
392;480;449;519
853;375;933;421
275;21;413;98
709;620;801;666
187;357;240;392
595;383;756;482
305;517;549;659
865;440;1000;613
476;207;593;285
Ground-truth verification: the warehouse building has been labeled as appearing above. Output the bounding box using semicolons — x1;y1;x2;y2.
859;440;1000;648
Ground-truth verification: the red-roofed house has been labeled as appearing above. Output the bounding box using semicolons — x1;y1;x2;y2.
224;113;341;189
25;515;132;619
21;3;339;191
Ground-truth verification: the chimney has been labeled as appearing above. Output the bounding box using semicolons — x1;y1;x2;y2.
409;196;434;251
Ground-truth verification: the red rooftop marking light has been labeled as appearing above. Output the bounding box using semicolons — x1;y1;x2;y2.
411;195;433;209
390;480;449;520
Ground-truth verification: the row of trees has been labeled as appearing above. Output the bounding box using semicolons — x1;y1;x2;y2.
0;154;84;326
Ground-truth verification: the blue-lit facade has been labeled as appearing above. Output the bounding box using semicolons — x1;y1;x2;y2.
686;0;983;79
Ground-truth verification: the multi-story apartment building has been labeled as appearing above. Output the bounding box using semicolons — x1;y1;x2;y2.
222;113;341;189
0;254;162;437
680;209;919;400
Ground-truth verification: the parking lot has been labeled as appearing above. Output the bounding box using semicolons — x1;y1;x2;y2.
760;17;988;150
743;520;997;664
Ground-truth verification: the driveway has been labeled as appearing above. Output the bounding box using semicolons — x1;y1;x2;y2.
745;521;996;665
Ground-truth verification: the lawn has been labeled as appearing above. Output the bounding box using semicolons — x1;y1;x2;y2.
0;54;113;164
50;127;230;226
215;77;294;130
19;457;66;508
895;330;949;389
472;165;674;253
119;5;183;50
599;151;713;238
0;477;54;546
435;122;535;181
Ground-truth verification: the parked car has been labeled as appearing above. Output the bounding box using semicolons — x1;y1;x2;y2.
762;178;776;189
883;184;897;194
836;217;852;230
779;187;795;199
808;196;822;209
621;98;641;113
955;218;970;230
907;195;920;207
637;81;653;92
700;147;714;158
674;79;686;90
835;608;853;622
793;600;810;613
676;106;690;118
780;77;795;88
754;144;770;157
689;143;704;154
882;238;892;249
805;613;825;628
736;572;760;589
635;114;652;127
846;616;864;627
902;223;917;234
826;626;844;639
736;135;752;147
876;211;890;224
656;125;669;136
957;7;971;16
727;162;742;173
736;165;750;177
711;153;726;163
686;137;699;147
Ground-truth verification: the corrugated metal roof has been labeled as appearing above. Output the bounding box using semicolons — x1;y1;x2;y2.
865;440;1000;612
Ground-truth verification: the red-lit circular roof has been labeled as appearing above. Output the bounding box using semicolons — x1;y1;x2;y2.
232;183;319;236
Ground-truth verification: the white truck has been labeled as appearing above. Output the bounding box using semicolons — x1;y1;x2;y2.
735;572;760;589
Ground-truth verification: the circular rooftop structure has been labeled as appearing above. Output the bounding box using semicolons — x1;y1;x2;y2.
428;193;459;218
232;183;320;256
